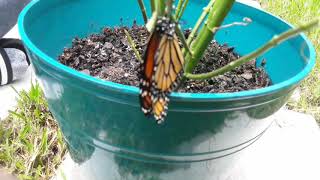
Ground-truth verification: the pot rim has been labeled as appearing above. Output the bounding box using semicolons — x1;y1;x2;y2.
18;0;316;101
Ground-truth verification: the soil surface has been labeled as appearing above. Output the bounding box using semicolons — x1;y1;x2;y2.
59;25;270;93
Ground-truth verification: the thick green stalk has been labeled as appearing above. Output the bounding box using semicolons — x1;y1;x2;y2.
157;0;166;16
137;0;148;24
166;0;174;15
184;0;235;73
183;0;215;56
186;0;215;46
146;12;158;32
185;19;319;80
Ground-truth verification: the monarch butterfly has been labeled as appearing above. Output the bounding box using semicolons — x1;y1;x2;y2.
140;17;184;124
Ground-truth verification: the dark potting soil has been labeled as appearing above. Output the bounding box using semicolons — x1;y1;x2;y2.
58;25;270;93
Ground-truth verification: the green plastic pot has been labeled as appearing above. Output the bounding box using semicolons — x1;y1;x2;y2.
18;0;315;179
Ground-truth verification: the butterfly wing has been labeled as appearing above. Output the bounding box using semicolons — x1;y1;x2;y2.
139;30;161;115
140;21;185;123
154;34;184;92
152;95;169;123
151;34;184;122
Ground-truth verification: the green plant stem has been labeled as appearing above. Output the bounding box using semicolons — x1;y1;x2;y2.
166;0;174;15
183;0;215;56
157;0;166;16
187;0;215;46
137;0;148;24
175;24;193;56
185;19;319;80
184;0;235;73
150;0;155;12
175;0;185;19
124;29;143;62
176;0;189;20
147;0;165;31
146;12;158;32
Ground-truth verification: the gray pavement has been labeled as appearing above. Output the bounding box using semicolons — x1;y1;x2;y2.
54;109;320;180
0;0;31;37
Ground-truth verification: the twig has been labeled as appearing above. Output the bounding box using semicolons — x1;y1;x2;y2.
137;0;148;24
184;19;319;80
124;29;143;63
209;17;252;32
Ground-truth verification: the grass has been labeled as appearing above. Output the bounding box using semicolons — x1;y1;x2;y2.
261;0;320;122
0;83;67;180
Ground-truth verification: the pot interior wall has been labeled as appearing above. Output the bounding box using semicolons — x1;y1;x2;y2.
22;0;310;84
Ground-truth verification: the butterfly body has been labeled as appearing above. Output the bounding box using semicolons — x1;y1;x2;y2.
139;17;184;123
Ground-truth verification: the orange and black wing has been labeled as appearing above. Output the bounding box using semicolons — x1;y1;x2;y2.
140;27;185;123
151;34;184;122
139;31;161;115
152;94;169;123
153;34;184;93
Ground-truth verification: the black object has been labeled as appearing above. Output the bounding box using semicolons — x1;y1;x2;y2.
0;38;30;86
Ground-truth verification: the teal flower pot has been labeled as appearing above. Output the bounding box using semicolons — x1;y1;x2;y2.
18;0;315;179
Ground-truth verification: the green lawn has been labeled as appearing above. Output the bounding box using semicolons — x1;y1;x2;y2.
261;0;320;122
0;83;66;180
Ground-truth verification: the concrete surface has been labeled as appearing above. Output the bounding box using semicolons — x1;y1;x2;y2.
0;169;18;180
0;0;31;37
0;0;33;120
0;2;32;179
0;25;35;120
53;109;320;180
